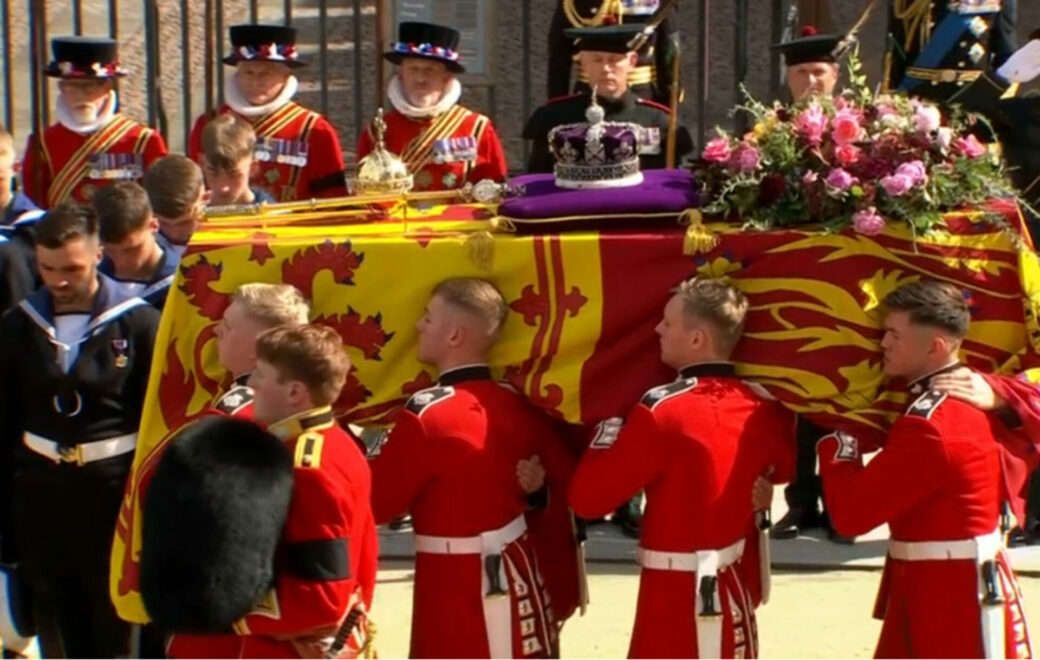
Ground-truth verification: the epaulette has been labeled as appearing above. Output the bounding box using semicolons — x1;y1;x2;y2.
405;385;455;417
213;385;254;416
546;93;583;106
641;377;698;410
906;389;947;420
294;430;325;469
742;380;777;401
637;98;672;114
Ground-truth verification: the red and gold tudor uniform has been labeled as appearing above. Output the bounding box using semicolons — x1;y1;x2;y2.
817;364;1033;659
187;25;348;202
168;406;378;659
369;365;578;658
356;22;507;192
569;362;796;659
22;37;168;209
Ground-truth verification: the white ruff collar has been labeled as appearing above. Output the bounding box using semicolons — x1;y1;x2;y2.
56;91;117;135
224;73;299;118
387;75;462;119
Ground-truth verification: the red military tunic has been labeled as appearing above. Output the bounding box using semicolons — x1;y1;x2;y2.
188;103;347;202
168;406;378;659
818;364;1033;659
369;365;571;658
356;106;507;191
569;362;797;659
22;115;167;208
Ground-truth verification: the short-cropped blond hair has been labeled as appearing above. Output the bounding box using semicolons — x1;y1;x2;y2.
433;277;508;338
673;277;749;355
232;283;310;328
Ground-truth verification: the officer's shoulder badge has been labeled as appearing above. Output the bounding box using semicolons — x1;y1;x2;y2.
405;386;456;417
641;377;698;410
214;385;254;416
590;417;624;450
294;430;325;469
637;98;672;114
906;389;948;420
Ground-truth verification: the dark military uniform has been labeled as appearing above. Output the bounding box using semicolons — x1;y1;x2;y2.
949;73;1040;241
883;0;1017;104
0;274;159;658
99;237;180;310
523;90;693;174
547;0;679;105
0;204;42;315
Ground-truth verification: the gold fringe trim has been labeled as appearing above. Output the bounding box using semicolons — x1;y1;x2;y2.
465;230;496;271
680;209;719;255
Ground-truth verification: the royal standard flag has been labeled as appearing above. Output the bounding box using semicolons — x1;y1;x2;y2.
112;198;1040;622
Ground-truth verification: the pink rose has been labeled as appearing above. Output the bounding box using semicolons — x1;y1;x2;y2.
728;143;762;173
955;134;987;159
831;109;863;145
937;127;955;151
895;160;928;186
852;207;886;236
702;137;733;163
835;143;862;167
880;173;914;197
795;102;828;145
802;170;819;185
913;103;942;133
825;167;857;191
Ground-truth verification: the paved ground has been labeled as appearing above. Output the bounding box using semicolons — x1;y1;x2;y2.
371;560;1040;658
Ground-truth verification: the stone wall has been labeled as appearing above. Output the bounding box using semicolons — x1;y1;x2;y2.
5;1;1040;168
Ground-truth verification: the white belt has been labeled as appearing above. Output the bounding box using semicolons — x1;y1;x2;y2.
637;538;745;573
413;514;527;555
639;538;746;660
415;515;528;659
23;431;137;466
888;530;1002;562
889;530;1006;659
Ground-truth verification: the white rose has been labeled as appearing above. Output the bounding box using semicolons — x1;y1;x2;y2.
914;104;942;133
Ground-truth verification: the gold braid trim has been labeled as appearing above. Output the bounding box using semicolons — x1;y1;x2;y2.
892;0;933;52
563;0;623;27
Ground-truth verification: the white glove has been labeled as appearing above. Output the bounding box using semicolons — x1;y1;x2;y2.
997;39;1040;84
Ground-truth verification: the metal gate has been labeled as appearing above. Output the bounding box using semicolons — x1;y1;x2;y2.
1;0;812;170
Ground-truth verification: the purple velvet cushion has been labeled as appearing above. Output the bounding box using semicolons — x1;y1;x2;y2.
499;168;699;220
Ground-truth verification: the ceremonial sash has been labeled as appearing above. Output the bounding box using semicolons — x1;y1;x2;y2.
282;112;320;201
899;11;985;92
47;114;139;207
463;114;490;183
252;102;309;141
399;105;473;174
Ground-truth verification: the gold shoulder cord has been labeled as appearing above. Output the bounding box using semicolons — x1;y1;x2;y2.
563;0;623;27
892;0;933;52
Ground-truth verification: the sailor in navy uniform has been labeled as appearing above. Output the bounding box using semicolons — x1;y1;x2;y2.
0;209;44;315
883;0;1018;104
0;203;159;658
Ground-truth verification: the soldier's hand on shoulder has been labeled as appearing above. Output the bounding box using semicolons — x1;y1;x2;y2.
930;367;1002;411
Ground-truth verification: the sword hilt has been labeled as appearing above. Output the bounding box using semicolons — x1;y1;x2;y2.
981;560;1004;606
698;575;721;617
484;554;509;598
